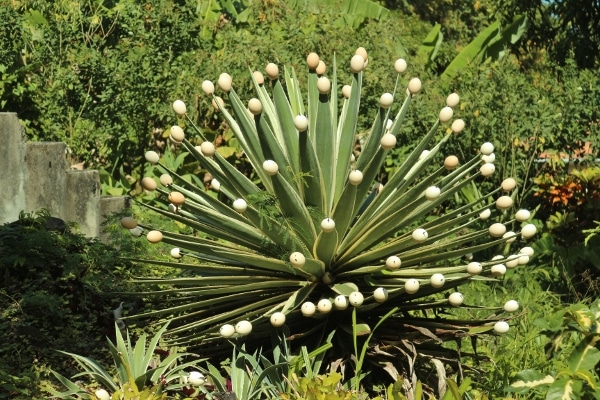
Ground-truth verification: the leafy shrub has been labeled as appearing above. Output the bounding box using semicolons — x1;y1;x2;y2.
0;210;141;398
530;165;600;298
1;0;427;191
50;322;206;400
508;300;600;399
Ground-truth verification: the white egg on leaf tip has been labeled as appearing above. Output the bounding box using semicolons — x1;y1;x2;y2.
172;99;187;115
289;252;306;267
430;273;445;288
188;371;205;386
349;291;364;307
270;312;286;327
412;228;428;242
385;255;401;270
235;320;252;336
373;287;388;302
448;292;464;306
494;320;510;334
334;295;349;310
317;299;333;313
220;324;235;338
301;302;316;316
404;279;420;294
504;300;519;312
321;218;336;233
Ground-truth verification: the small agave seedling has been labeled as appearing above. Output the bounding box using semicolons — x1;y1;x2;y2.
49;322;207;399
122;48;535;384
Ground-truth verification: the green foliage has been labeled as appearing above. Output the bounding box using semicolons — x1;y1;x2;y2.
0;209;191;399
508;300;600;399
422;56;600;209
1;0;425;192
0;210;135;398
286;0;390;29
50;322;206;399
284;372;369;400
531;165;600;297
351;307;398;392
438;15;528;86
205;342;287;400
584;221;600;247
494;0;600;69
443;264;562;397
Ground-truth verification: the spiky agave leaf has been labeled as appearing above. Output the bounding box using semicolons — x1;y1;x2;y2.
122;49;535;364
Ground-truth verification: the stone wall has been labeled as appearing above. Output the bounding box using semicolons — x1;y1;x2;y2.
0;112;129;239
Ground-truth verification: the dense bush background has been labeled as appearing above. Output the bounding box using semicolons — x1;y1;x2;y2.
2;0;598;191
1;0;600;398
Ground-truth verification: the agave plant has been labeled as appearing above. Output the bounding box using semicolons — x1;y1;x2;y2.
49;322;207;400
121;48;537;392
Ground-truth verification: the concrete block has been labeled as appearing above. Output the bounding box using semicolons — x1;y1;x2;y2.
0;113;27;223
99;195;131;242
1;113;128;241
64;170;101;237
24;142;70;220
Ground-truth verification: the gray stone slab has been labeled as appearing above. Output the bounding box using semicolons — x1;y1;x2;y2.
0;113;27;223
64;170;101;237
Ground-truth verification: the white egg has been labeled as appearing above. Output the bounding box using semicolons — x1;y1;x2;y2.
270;312;286;327
479;209;491;220
439;106;454;122
380;93;394;108
188;371;205;386
373;287;388;302
349;291;364;307
263;160;279;176
430;273;445;288
233;199;247;212
412;228;428;242
521;224;537;239
451;119;465;133
321;218;336;233
294;115;308;132
494;320;509;334
404;279;420;294
467;262;483;275
145;151;160;164
505;256;520;269
289;252;306;267
394;58;407;73
491;264;506;277
480;142;494;155
172;100;187;115
220;324;235;338
334;295;349;310
349;170;363;185
235;320;252;336
407;78;421;94
385;255;401;270
489;223;507;238
496;196;513;210
301;302;316;317
317;299;333;313
520;247;535;256
170;248;182;259
380;133;397;150
425;186;441;200
515;209;531;222
448;292;464;306
504;300;519;312
480;163;495;176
